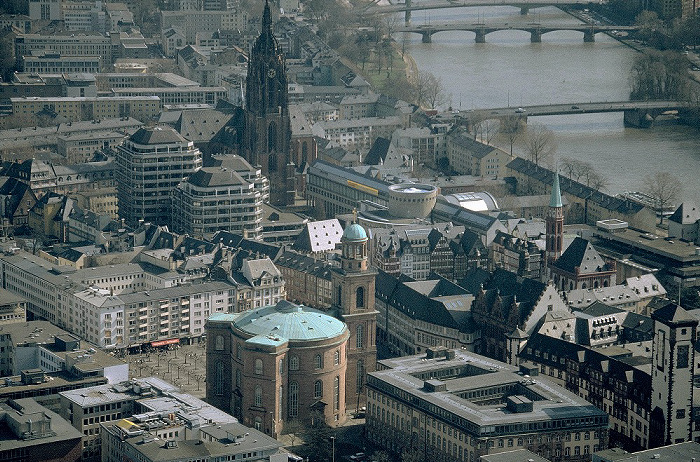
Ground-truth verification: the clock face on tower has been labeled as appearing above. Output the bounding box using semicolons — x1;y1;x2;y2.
267;68;276;78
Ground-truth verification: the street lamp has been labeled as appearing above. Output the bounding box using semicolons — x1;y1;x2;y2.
331;436;335;462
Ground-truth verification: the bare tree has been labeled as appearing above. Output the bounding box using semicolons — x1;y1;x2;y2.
560;157;608;191
415;71;449;109
523;122;556;167
478;119;499;144
500;115;523;157
642;171;683;224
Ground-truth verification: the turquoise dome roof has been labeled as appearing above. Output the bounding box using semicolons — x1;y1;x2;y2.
231;300;347;341
343;223;367;241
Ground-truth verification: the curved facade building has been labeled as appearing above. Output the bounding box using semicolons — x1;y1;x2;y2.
206;300;350;435
387;183;438;218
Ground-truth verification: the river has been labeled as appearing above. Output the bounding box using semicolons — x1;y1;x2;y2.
395;5;700;203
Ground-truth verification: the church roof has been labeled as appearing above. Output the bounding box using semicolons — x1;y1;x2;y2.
551;237;607;275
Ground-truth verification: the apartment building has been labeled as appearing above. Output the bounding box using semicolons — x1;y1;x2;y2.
366;347;609;461
520;301;697;450
375;270;477;356
312;116;403;151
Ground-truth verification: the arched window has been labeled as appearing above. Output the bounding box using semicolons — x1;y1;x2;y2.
356;287;365;308
267;122;277;152
357;359;364;390
356;324;364;349
289;382;299;417
268;153;277;172
255;358;263;375
215;335;224;351
289;356;299;371
301;141;308;164
279;385;283;420
582;283;587;289
594;281;599;288
314;380;323;399
334;350;340;365
214;362;224;395
314;354;323;369
255;385;262;406
333;376;340;411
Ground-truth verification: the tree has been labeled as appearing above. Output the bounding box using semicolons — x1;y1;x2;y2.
284;420;304;448
476;119;499;144
523;122;556;167
642;171;683;223
401;447;424;462
560;158;608;191
373;451;391;462
629;50;691;101
500;115;523;157
302;419;335;462
414;71;448;110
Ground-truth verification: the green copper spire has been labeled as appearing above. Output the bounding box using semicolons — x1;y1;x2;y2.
550;172;562;208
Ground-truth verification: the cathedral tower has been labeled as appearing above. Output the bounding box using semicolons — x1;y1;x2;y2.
332;222;378;411
244;0;294;205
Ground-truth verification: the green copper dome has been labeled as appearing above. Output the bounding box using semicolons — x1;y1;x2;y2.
343;223;367;241
231;300;347;341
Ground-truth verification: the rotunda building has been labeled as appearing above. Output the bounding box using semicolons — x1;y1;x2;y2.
206;300;350;435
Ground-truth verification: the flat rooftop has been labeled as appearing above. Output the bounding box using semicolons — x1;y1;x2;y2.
370;349;607;432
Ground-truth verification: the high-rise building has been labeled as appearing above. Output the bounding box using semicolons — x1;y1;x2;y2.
242;0;294;206
116;126;202;227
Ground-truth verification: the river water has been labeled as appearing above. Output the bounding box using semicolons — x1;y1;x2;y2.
395;5;700;203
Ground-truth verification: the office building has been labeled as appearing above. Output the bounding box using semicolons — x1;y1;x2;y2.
116;126;202;227
366;347;609;461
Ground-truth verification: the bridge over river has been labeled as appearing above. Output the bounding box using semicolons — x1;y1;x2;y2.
362;0;596;23
397;22;639;42
446;101;693;128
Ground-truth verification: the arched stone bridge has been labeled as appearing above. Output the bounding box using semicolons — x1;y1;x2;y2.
396;22;639;43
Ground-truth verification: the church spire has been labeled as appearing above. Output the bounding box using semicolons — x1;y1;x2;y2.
549;172;562;208
262;0;272;33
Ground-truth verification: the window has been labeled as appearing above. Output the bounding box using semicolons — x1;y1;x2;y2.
255;386;262;406
356;324;364;349
314;380;323;399
255;359;263;375
214;362;224;396
290;356;299;370
334;350;340;365
315;354;323;369
279;358;284;374
356;287;365;308
334;376;340;411
215;335;224;350
235;369;241;388
289;382;299;417
678;344;689;369
357;359;365;390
